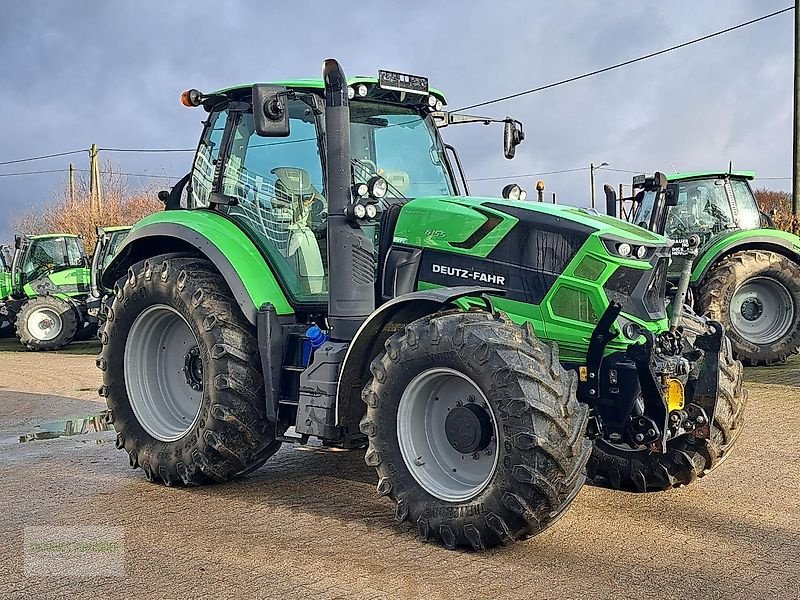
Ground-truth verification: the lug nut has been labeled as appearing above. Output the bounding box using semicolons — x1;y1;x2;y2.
635;434;645;442
696;415;706;425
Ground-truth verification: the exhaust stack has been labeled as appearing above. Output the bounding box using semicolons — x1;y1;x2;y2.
322;59;376;341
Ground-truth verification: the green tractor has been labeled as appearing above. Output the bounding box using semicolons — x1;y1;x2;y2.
99;60;745;550
605;171;800;365
3;233;91;350
86;226;132;323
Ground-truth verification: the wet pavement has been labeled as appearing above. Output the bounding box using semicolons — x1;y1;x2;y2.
0;342;799;599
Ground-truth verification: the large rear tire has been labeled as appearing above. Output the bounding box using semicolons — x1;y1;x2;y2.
99;256;281;485
697;250;800;366
587;315;747;492
360;311;591;550
15;296;78;351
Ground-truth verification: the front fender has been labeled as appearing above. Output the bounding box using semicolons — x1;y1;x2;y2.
335;286;502;427
103;210;293;324
690;229;800;284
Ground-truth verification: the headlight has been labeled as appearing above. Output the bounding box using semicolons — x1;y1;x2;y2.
435;99;443;111
519;190;528;201
353;182;368;198
353;203;367;219
366;203;378;219
622;322;641;340
427;95;438;108
617;243;632;257
347;86;355;100
636;245;647;259
367;176;388;199
357;84;368;97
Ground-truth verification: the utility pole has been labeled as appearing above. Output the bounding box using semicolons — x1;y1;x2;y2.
68;163;75;206
89;143;102;212
794;0;800;216
590;161;609;209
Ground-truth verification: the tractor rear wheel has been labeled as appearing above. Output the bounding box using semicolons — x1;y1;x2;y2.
587;315;746;492
99;256;281;485
361;310;591;550
697;250;800;365
16;296;78;351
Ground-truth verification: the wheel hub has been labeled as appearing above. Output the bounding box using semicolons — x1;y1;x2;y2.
740;297;763;322
183;347;204;391
444;404;492;454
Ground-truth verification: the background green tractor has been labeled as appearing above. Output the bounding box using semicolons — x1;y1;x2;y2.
86;225;132;326
0;245;13;337
99;59;745;551
605;171;800;365
4;233;91;350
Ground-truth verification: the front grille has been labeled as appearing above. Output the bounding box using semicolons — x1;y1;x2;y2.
604;260;667;321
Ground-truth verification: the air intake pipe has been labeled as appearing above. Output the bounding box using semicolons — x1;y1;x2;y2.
323;58;376;341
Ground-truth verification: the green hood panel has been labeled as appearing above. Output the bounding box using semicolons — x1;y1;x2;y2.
127;210;293;316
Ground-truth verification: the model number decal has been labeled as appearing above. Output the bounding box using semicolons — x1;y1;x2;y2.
425;503;485;518
431;263;506;285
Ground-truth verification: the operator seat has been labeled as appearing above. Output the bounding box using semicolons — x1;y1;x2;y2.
271;167;327;294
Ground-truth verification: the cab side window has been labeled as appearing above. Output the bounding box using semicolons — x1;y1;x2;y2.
220;98;327;301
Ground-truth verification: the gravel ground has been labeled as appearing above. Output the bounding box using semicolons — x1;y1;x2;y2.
0;337;798;599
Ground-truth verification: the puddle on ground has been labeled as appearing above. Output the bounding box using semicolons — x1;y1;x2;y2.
19;411;114;442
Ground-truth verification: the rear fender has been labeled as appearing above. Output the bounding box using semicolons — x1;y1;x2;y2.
690;229;800;284
103;212;293;324
335;286;502;427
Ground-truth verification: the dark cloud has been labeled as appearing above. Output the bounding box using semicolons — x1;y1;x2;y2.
0;0;793;241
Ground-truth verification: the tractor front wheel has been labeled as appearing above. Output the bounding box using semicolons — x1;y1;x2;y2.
15;296;78;351
587;318;747;492
698;250;800;365
99;256;281;485
361;311;591;550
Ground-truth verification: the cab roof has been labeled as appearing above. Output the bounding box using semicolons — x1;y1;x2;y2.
27;233;80;240
666;170;756;181
213;77;448;104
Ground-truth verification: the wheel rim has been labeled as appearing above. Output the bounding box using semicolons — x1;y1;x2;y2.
124;304;204;442
26;308;63;341
397;368;499;502
729;276;795;345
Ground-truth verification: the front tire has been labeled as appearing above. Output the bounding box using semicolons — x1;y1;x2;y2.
587;315;747;492
361;311;591;550
16;296;78;351
99;256;281;485
697;250;800;365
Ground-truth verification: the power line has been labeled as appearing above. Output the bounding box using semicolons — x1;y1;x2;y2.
453;5;794;112
99;147;194;153
467;167;588;182
0;168;180;179
0;149;87;167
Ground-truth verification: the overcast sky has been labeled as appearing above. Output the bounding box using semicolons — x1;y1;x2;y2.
0;0;794;242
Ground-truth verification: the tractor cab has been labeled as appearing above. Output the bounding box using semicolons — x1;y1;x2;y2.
11;234;90;298
89;226;131;299
628;171;764;249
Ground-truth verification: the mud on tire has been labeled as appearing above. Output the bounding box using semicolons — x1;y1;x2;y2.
697;250;800;366
99;256;281;486
16;295;78;351
588;314;747;492
360;310;591;550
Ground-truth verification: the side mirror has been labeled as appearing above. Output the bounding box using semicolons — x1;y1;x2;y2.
14;235;22;249
503;119;525;159
252;84;290;137
665;182;680;207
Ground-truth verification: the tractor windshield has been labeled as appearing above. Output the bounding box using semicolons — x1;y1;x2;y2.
349;102;454;198
664;177;760;244
23;237;84;278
